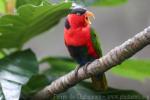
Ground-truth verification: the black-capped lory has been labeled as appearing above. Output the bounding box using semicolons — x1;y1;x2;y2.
64;7;108;91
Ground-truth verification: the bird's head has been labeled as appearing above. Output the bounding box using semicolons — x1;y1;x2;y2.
66;7;95;28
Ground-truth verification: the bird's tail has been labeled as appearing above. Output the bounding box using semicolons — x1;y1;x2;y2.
91;73;108;91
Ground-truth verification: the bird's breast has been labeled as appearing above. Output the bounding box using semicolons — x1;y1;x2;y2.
64;27;90;46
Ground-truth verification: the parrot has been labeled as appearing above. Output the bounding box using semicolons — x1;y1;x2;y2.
64;7;108;91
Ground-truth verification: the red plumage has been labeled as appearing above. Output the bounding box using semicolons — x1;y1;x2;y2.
64;15;99;58
64;8;108;91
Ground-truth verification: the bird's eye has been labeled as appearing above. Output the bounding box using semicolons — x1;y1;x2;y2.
76;12;81;16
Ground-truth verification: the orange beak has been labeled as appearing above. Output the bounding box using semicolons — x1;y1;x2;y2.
85;11;95;24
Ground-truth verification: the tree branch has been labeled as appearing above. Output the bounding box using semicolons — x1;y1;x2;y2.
32;26;150;100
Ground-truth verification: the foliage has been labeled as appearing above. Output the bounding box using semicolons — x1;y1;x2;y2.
0;0;148;100
0;1;71;49
0;0;6;14
41;57;75;76
92;0;128;6
0;49;38;100
16;0;48;8
22;74;50;97
56;81;146;100
111;59;150;81
68;0;127;6
0;0;72;99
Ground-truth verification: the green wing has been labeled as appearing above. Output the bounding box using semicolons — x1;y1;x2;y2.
90;28;102;57
90;28;108;91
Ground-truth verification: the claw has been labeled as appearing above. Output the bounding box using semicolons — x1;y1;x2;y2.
83;62;91;75
74;62;91;79
74;65;81;79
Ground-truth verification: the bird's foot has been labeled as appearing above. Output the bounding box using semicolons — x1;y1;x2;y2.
83;62;92;75
74;65;81;79
74;62;91;79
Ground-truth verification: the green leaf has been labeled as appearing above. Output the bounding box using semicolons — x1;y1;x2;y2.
0;0;6;14
0;52;4;59
56;81;146;100
68;0;127;6
22;74;49;96
93;0;128;6
0;49;38;100
41;57;76;76
16;0;48;8
21;74;53;99
0;2;71;49
111;59;150;81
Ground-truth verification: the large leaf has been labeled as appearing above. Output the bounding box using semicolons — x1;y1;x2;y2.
0;49;38;100
92;0;127;6
68;0;127;6
0;1;71;49
111;59;150;81
0;52;4;59
16;0;48;8
0;0;6;14
21;74;53;99
22;74;49;96
41;57;76;76
56;81;146;100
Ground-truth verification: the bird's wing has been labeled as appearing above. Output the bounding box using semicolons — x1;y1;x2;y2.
90;28;103;57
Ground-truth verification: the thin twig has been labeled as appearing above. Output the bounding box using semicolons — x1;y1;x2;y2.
32;26;150;100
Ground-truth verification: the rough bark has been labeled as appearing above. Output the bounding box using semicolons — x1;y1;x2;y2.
32;26;150;100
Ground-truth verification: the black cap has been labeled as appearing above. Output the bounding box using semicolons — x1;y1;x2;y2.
70;7;87;15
